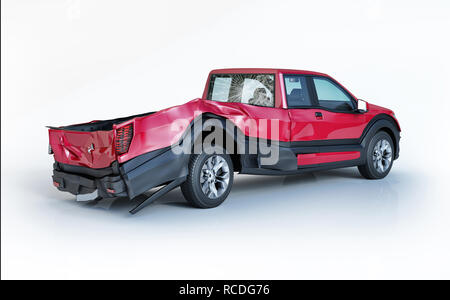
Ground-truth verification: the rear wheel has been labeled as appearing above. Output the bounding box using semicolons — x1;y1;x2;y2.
181;147;234;208
358;131;394;179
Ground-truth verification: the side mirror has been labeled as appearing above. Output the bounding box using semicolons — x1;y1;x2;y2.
356;99;368;113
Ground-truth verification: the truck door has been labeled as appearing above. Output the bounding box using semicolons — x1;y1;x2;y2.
285;74;366;167
307;76;368;141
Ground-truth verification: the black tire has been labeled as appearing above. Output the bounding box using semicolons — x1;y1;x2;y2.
358;131;394;179
181;146;234;208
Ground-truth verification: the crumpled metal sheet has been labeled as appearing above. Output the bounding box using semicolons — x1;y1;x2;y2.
49;96;292;168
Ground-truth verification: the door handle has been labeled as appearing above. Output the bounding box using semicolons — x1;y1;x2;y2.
315;112;323;120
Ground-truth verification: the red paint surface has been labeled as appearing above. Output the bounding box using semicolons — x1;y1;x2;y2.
297;151;361;166
289;108;372;141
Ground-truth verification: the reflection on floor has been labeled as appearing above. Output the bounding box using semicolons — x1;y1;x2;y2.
67;167;414;231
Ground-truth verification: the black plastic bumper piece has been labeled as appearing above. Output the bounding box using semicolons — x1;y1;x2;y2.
52;169;128;198
120;148;189;199
52;170;97;195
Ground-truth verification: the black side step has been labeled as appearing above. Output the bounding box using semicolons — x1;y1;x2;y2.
129;177;186;214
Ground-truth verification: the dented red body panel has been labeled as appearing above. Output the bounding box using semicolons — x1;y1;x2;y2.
48;68;400;169
118;99;292;164
48;98;293;168
49;129;115;168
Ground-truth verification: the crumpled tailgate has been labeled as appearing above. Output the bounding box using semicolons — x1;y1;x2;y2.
49;129;116;169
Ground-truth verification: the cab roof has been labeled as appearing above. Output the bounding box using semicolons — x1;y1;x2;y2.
210;68;329;77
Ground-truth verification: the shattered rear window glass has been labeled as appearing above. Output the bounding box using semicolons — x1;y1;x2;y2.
207;74;275;107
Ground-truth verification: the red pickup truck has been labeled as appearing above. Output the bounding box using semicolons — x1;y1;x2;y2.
48;68;401;213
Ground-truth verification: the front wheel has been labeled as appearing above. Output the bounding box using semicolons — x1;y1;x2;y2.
181;148;234;208
358;131;394;179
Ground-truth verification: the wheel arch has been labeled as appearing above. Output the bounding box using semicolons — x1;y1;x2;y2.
181;113;244;172
360;114;401;159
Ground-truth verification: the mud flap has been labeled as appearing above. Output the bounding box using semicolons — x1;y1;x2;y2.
257;146;297;171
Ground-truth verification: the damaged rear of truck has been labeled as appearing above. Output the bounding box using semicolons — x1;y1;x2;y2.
48;102;205;212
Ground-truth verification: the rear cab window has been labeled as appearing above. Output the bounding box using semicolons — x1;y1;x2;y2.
283;75;312;107
207;74;275;107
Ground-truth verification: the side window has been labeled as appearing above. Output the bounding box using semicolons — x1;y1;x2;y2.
313;77;354;111
283;75;312;107
207;74;275;107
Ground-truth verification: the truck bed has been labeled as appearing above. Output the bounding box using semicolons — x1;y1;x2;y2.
58;111;155;132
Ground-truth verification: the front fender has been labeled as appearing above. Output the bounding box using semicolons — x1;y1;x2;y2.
360;114;401;159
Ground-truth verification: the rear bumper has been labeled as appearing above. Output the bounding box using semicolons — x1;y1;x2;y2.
52;163;128;198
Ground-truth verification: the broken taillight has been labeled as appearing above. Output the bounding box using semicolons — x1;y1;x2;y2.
115;123;134;155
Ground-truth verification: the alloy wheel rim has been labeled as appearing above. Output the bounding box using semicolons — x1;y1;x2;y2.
372;139;392;173
200;155;230;199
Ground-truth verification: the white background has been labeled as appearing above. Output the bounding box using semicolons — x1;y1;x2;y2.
2;0;450;279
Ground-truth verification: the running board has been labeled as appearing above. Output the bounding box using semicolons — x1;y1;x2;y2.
129;177;186;214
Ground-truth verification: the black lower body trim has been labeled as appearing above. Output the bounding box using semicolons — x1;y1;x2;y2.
241;158;363;176
241;137;365;172
280;138;360;148
54;161;120;177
